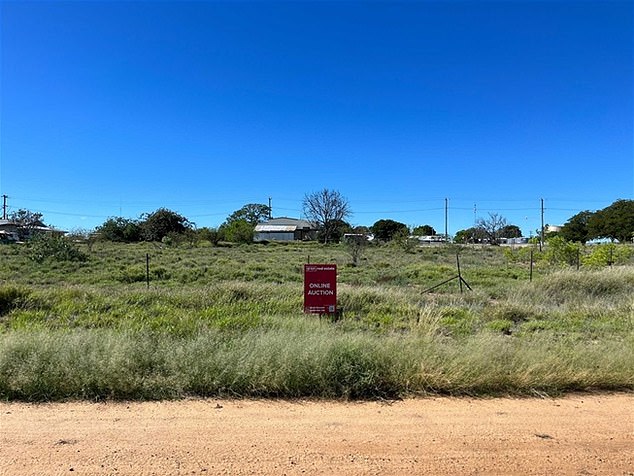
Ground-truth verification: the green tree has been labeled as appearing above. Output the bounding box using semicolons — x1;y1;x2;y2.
588;199;634;242
226;203;271;226
560;210;593;244
412;224;436;236
454;227;486;244
140;208;193;242
352;225;371;234
318;219;352;243
197;227;221;246
371;219;408;242
96;217;142;242
302;189;351;243
500;224;522;239
221;219;253;244
8;209;45;240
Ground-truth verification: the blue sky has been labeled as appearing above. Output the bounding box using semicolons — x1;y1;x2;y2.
1;0;632;236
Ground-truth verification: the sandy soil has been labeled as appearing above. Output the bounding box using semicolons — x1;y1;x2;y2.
1;393;632;475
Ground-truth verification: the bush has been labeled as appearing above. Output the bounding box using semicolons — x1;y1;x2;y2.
26;234;87;263
583;243;633;267
221;219;253;244
542;236;581;266
96;217;142;242
140;208;192;242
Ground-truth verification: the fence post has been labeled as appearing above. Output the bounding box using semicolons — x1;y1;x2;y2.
530;249;533;282
146;253;150;288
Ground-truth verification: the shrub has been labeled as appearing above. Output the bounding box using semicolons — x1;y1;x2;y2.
583;243;633;267
221;219;254;244
542;236;581;266
26;234;87;263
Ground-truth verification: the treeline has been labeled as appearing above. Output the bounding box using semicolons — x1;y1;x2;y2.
9;197;634;247
555;199;634;243
454;199;634;245
94;204;273;245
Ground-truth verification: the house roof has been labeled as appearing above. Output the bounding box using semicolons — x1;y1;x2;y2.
0;219;16;226
258;217;316;229
254;225;298;232
0;220;66;234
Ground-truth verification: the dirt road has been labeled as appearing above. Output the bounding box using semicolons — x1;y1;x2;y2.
1;393;632;475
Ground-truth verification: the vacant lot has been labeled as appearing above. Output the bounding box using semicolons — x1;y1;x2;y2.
1;394;632;475
0;242;633;400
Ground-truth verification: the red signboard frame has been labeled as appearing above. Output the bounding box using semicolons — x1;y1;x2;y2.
304;264;337;314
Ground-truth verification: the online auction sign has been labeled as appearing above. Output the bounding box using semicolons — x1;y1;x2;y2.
304;264;337;314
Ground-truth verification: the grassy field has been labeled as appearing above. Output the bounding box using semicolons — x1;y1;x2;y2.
0;240;632;401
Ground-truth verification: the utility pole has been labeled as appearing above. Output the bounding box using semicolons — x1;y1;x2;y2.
268;197;272;219
540;198;545;252
2;195;7;220
444;198;449;242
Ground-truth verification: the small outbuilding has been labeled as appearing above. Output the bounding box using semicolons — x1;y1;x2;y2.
254;217;317;242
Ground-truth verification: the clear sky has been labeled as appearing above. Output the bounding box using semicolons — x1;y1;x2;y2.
1;0;632;237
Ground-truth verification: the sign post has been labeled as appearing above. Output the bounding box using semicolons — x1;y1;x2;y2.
304;264;337;315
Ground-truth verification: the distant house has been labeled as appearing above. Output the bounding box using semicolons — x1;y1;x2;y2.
0;219;66;242
416;235;447;244
0;220;20;241
254;217;317;242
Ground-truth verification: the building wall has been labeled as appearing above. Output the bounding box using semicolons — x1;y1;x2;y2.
254;232;296;242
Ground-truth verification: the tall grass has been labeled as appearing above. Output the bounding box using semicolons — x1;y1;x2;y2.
1;328;631;401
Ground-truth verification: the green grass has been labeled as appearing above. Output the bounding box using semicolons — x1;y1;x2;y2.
0;241;633;401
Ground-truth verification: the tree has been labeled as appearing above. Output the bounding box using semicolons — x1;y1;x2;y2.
96;217;142;242
8;209;45;240
560;210;593;244
371;219;408;242
197;227;222;246
344;233;368;266
476;213;508;245
221;219;253;244
412;224;437;236
318;219;352;243
500;224;522;239
302;189;351;243
454;227;486;244
8;208;44;227
140;208;193;242
587;199;634;242
352;225;371;234
226;203;271;226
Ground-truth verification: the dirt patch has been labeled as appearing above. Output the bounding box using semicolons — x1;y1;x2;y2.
1;393;632;475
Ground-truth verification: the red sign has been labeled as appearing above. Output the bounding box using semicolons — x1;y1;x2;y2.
304;264;337;314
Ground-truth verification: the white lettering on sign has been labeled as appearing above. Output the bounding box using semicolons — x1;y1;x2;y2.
307;290;335;296
309;283;331;289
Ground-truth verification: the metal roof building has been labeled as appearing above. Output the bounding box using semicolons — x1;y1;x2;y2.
254;217;317;242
